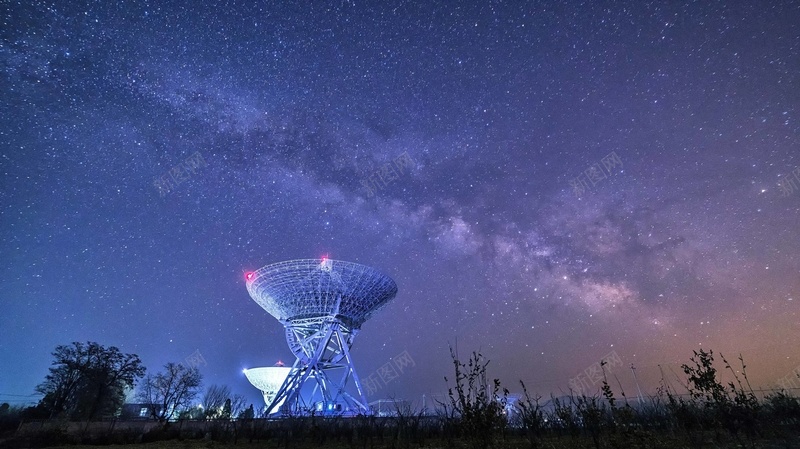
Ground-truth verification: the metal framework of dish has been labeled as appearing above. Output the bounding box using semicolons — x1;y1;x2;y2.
245;258;398;415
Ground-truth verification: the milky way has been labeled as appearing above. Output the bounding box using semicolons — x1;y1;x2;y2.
1;1;799;408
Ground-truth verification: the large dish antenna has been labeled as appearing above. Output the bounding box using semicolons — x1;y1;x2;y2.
244;258;397;415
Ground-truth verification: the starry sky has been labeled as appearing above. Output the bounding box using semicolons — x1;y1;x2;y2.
2;1;799;409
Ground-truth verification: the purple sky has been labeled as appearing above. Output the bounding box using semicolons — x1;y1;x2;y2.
1;0;799;409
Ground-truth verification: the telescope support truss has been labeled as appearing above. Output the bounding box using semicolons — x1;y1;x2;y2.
245;259;397;416
265;317;370;415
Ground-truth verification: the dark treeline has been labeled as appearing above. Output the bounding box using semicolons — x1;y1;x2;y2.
31;342;145;421
1;344;799;448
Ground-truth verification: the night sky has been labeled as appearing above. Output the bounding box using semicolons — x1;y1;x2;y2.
2;1;799;409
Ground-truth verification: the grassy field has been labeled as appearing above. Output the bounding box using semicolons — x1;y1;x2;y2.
3;349;799;448
30;433;800;449
3;416;799;449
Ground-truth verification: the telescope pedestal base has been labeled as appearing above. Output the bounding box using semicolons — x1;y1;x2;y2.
265;319;370;416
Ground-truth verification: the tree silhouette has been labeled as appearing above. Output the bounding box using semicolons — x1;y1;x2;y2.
137;362;202;422
35;341;145;420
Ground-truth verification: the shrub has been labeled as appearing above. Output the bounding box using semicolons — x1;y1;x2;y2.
444;348;508;448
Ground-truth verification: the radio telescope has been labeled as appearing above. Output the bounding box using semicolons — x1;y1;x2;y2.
244;258;398;415
242;366;292;414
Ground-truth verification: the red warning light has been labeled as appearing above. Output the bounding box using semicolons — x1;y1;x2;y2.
245;272;255;282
